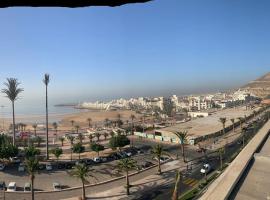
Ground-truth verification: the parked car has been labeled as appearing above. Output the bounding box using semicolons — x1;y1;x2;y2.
53;182;61;191
65;162;75;169
46;163;53;171
10;157;20;164
0;181;6;190
0;163;5;171
24;182;31;192
18;163;25;172
57;163;65;169
142;161;154;169
153;156;169;163
7;182;16;192
38;163;46;170
93;157;101;163
100;157;108;162
75;160;85;166
200;163;211;174
84;159;94;165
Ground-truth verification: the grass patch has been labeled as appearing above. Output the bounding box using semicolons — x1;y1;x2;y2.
179;187;200;200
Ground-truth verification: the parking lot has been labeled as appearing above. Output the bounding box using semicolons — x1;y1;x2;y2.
0;146;160;191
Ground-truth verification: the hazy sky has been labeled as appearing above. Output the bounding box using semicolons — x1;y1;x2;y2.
0;0;269;107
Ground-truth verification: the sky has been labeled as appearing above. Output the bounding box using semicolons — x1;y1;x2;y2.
0;0;269;111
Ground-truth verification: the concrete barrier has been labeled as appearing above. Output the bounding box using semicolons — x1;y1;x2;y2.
199;120;270;200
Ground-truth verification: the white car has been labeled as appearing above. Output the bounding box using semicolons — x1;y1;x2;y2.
53;182;61;191
10;157;20;164
46;163;53;171
200;164;211;174
0;163;5;171
7;182;16;192
18;163;25;172
24;182;31;192
93;157;101;163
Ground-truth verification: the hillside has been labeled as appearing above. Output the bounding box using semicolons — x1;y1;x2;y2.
242;72;270;98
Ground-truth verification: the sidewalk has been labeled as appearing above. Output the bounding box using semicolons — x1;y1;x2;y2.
63;160;184;200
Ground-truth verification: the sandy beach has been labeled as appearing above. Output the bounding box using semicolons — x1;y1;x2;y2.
1;109;141;131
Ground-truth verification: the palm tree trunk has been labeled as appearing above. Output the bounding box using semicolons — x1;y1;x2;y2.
220;153;223;170
31;175;34;200
12;101;16;146
126;170;130;195
181;144;185;162
158;158;161;174
172;170;181;200
45;86;49;160
82;181;86;200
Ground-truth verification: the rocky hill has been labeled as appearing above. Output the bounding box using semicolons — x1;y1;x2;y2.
242;72;270;98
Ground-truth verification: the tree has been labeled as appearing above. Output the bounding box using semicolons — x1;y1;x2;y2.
73;143;85;160
51;147;63;163
77;133;84;144
24;146;40;160
218;147;225;170
67;135;75;161
88;134;94;143
103;132;109;140
87;118;92;128
52;122;58;138
59;137;65;146
238;117;244;129
163;98;174;117
130;114;136;134
109;135;130;151
94;132;101;142
75;125;80;134
25;157;39;200
32;124;37;137
219;117;227;134
109;131;115;138
43;73;50;160
104;118;109;127
174;131;188;162
70;120;75;127
69;164;94;200
35;136;43;147
2;78;24;145
230;118;235;132
90;143;104;157
172;170;181;200
253;110;257;118
151;144;166;174
117;158;137;195
0;135;18;160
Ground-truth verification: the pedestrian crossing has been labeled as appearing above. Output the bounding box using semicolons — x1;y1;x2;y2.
183;178;198;187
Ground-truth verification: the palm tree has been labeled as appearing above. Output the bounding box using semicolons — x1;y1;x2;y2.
70;120;75;127
230;118;235;132
43;73;50;160
25;157;39;200
238;117;244;129
174;131;188;162
110;131;115;138
103;132;109;140
77;133;83;144
32;124;37;137
87;118;92;128
130;114;136;135
253;110;257;118
51;147;63;164
172;170;181;200
218;147;225;170
52;122;58;138
219;117;227;134
117;158;137;195
59;137;65;146
151;144;165;174
94;132;101;142
70;164;94;200
67;135;75;161
88;134;94;143
104;118;109;128
2;78;24;145
75;125;80;134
